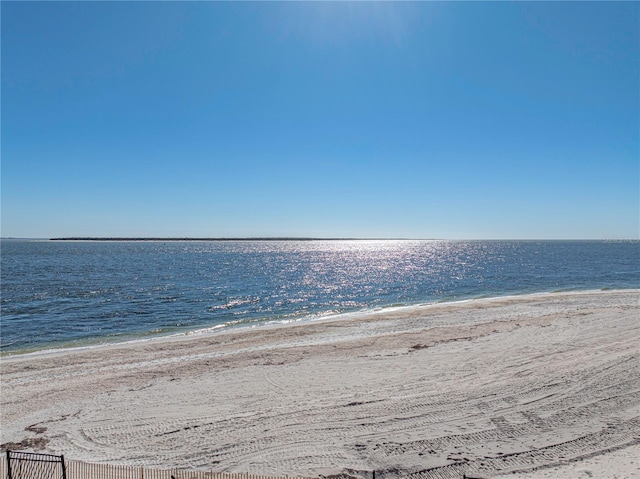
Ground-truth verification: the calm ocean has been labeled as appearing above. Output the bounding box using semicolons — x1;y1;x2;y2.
1;239;638;354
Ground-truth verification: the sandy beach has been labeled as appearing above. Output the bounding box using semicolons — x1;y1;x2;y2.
1;290;639;478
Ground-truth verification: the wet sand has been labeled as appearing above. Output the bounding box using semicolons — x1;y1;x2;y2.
1;290;639;478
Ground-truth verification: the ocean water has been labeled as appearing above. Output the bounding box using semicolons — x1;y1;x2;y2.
1;239;638;354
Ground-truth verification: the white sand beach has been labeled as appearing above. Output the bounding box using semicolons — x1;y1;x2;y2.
1;290;639;479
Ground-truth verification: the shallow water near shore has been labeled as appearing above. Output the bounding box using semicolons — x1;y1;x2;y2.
2;239;639;354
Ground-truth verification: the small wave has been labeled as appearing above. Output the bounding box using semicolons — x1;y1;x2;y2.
208;297;259;311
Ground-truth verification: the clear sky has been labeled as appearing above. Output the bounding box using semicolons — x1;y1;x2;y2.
2;1;638;239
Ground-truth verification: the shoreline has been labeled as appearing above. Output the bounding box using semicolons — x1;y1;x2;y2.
2;287;636;359
1;289;639;478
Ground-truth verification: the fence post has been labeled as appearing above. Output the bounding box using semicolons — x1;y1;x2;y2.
6;451;12;479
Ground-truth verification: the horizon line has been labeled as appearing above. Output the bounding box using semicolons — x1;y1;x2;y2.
1;237;638;242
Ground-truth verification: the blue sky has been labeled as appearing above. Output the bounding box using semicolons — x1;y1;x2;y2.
2;2;638;239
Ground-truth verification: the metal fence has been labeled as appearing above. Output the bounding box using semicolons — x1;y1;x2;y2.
1;454;308;479
4;452;66;479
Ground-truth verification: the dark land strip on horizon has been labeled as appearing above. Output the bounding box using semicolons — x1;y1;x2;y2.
48;237;414;241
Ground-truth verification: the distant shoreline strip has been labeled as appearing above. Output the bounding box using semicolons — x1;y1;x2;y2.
49;237;412;241
41;238;638;242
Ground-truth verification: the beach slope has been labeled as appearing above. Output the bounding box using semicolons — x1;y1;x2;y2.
1;290;639;478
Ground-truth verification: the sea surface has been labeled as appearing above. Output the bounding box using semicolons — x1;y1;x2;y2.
1;239;639;354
